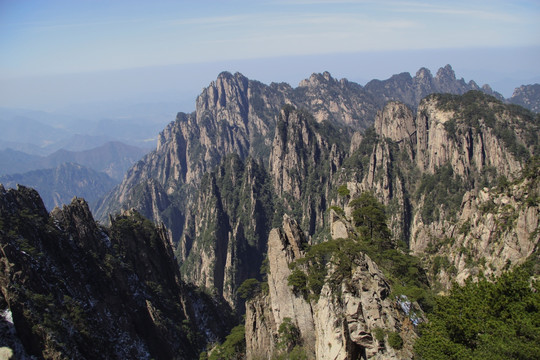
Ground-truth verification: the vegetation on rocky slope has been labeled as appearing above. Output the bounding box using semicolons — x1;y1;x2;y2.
3;68;539;359
415;265;540;359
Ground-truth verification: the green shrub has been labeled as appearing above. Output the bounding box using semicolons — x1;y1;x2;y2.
388;332;404;350
373;327;385;342
337;184;350;197
277;318;301;352
208;324;246;360
414;267;540;359
237;278;260;300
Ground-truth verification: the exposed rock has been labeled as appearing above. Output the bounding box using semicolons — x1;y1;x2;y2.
314;256;417;360
246;214;417;359
296;71;377;128
269;106;345;237
96;66;504;248
415;95;523;178
179;155;273;311
245;294;276;358
415;164;539;290
0;186;232;359
246;215;315;359
510;84;540;113
364;64;503;110
266;216;315;345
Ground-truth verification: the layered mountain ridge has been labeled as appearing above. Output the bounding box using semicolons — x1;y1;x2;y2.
0;185;234;359
2;64;539;359
96;65;539;315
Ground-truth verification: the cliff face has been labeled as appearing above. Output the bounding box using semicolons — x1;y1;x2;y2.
416;160;539;290
510;84;540;113
0;185;232;359
269;106;345;237
179;154;273;310
96;66;505;247
245;215;417;360
296;71;377;128
347;91;539;290
93;67;538;311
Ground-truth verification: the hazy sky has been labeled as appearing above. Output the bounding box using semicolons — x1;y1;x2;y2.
1;0;539;110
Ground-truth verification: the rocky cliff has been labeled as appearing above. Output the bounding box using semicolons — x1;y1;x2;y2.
0;185;233;359
343;90;539;291
3;65;539;359
95;65;507;247
94;67;538;317
416;158;539;290
179;154;274;311
245;215;418;360
510;84;540;113
364;64;504;109
269;106;346;237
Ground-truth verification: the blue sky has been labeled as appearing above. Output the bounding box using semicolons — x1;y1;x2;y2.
1;0;539;109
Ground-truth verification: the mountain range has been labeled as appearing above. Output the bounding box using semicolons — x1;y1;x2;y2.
1;64;539;359
0;141;149;181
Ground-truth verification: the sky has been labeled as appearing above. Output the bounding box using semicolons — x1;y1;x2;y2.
1;0;539;111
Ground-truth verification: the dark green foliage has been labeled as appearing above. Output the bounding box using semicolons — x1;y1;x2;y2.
443;119;458;141
273;106;348;238
277;318;302;352
415;267;540;359
278;345;308;360
337;184;350;197
388;332;404;350
350;192;392;245
328;205;345;216
208;324;246;360
287;268;309;297
288;192;432;309
237;278;260;300
343;126;379;175
373;328;385;342
432;255;452;274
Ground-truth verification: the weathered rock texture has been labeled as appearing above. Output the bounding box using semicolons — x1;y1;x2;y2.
179;154;273;311
416;162;539;290
510;84;540;113
343;91;539;290
245;215;417;360
0;185;233;359
269;107;345;237
96;66;505;246
93;68;538;321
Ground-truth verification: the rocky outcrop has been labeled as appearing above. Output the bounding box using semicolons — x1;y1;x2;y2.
413;161;539;290
246;215;315;359
270;106;345;237
96;66;505;247
0;185;232;359
179;155;274;311
266;216;315;345
296;71;377;128
314;255;417;360
245;215;417;360
364;64;504;110
345;90;538;290
510;84;540;113
414;94;523;178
